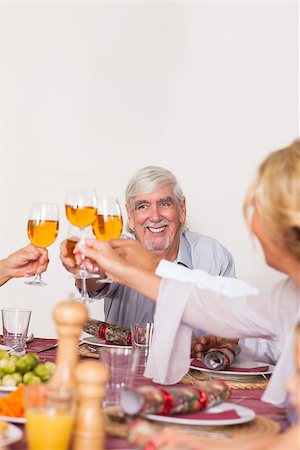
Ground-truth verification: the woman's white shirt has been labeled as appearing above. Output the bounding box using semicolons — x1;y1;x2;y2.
146;262;300;406
156;260;280;364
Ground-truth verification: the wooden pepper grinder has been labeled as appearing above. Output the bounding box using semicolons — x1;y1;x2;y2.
72;360;108;450
50;300;88;388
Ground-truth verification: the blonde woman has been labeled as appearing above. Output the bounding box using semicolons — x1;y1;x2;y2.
77;140;300;417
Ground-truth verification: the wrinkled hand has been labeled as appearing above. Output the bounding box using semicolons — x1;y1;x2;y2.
0;244;49;285
59;239;79;275
110;239;161;272
192;334;238;359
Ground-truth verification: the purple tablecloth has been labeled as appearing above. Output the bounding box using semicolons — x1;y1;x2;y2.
5;338;287;450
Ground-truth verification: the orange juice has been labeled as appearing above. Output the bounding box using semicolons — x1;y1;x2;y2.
26;408;74;450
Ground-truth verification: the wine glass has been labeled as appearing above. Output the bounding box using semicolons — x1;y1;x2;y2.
65;224;80;264
92;197;123;283
65;224;94;268
26;202;59;286
65;187;97;302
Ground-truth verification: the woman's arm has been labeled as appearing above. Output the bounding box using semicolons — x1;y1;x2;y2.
0;245;49;286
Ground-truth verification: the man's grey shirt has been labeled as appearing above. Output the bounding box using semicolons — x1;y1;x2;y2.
89;231;235;326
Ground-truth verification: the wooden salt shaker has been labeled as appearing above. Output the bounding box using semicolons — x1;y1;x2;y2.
50;300;88;388
72;360;108;450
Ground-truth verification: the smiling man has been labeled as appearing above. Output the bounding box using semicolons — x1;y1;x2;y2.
126;186;186;260
60;166;235;325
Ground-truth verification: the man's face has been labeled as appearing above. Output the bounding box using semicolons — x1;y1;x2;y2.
127;185;186;259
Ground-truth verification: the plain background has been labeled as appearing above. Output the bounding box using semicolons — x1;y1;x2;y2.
0;1;298;337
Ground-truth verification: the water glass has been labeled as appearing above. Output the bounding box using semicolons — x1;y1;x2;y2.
99;347;139;408
130;322;154;372
1;308;32;356
24;384;76;450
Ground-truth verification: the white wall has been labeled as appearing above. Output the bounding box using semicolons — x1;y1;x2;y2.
0;1;298;337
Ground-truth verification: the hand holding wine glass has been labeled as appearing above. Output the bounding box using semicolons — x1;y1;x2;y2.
60;224;96;273
26;202;59;286
65;187;97;302
92;197;123;283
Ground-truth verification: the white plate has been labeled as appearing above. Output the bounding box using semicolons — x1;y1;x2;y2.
0;345;10;351
82;336;132;349
190;360;274;376
145;402;255;426
0;415;26;424
0;386;17;393
0;423;23;445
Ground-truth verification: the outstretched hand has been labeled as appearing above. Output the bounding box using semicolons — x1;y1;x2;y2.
110;239;161;272
0;244;49;286
74;239;127;284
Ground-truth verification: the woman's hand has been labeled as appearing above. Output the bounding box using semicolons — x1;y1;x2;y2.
0;245;49;286
74;239;126;284
110;239;161;272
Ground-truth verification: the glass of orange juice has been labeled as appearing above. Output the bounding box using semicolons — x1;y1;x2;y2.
24;384;76;450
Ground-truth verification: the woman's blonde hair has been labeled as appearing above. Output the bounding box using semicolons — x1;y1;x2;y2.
243;140;300;260
295;322;300;359
296;322;300;341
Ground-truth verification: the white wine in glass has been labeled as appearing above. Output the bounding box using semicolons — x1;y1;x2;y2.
65;187;98;302
26;202;59;286
92;198;123;240
92;197;123;283
65;224;81;264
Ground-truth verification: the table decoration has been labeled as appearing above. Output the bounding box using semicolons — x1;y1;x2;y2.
200;343;241;370
84;319;132;346
120;381;229;416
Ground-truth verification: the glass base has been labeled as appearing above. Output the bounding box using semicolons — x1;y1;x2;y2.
25;279;47;287
73;296;97;305
96;277;113;284
73;271;100;280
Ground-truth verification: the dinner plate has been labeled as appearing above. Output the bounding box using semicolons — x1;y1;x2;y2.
0;423;23;445
190;360;274;376
144;402;255;426
0;386;17;393
0;415;26;424
82;336;132;349
0;345;10;351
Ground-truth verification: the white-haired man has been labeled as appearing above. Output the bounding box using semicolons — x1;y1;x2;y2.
60;166;235;325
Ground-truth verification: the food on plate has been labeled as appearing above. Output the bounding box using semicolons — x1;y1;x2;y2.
0;385;25;418
0;351;56;387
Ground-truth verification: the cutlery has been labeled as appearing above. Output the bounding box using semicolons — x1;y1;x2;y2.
36;343;59;353
35;338;86;354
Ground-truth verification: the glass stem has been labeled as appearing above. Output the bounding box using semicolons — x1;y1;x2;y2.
81;277;89;301
34;274;42;284
79;227;89;302
79;228;86;270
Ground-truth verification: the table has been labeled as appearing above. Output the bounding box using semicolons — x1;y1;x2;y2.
6;338;287;450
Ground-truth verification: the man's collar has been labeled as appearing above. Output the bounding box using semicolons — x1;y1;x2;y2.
174;232;192;269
